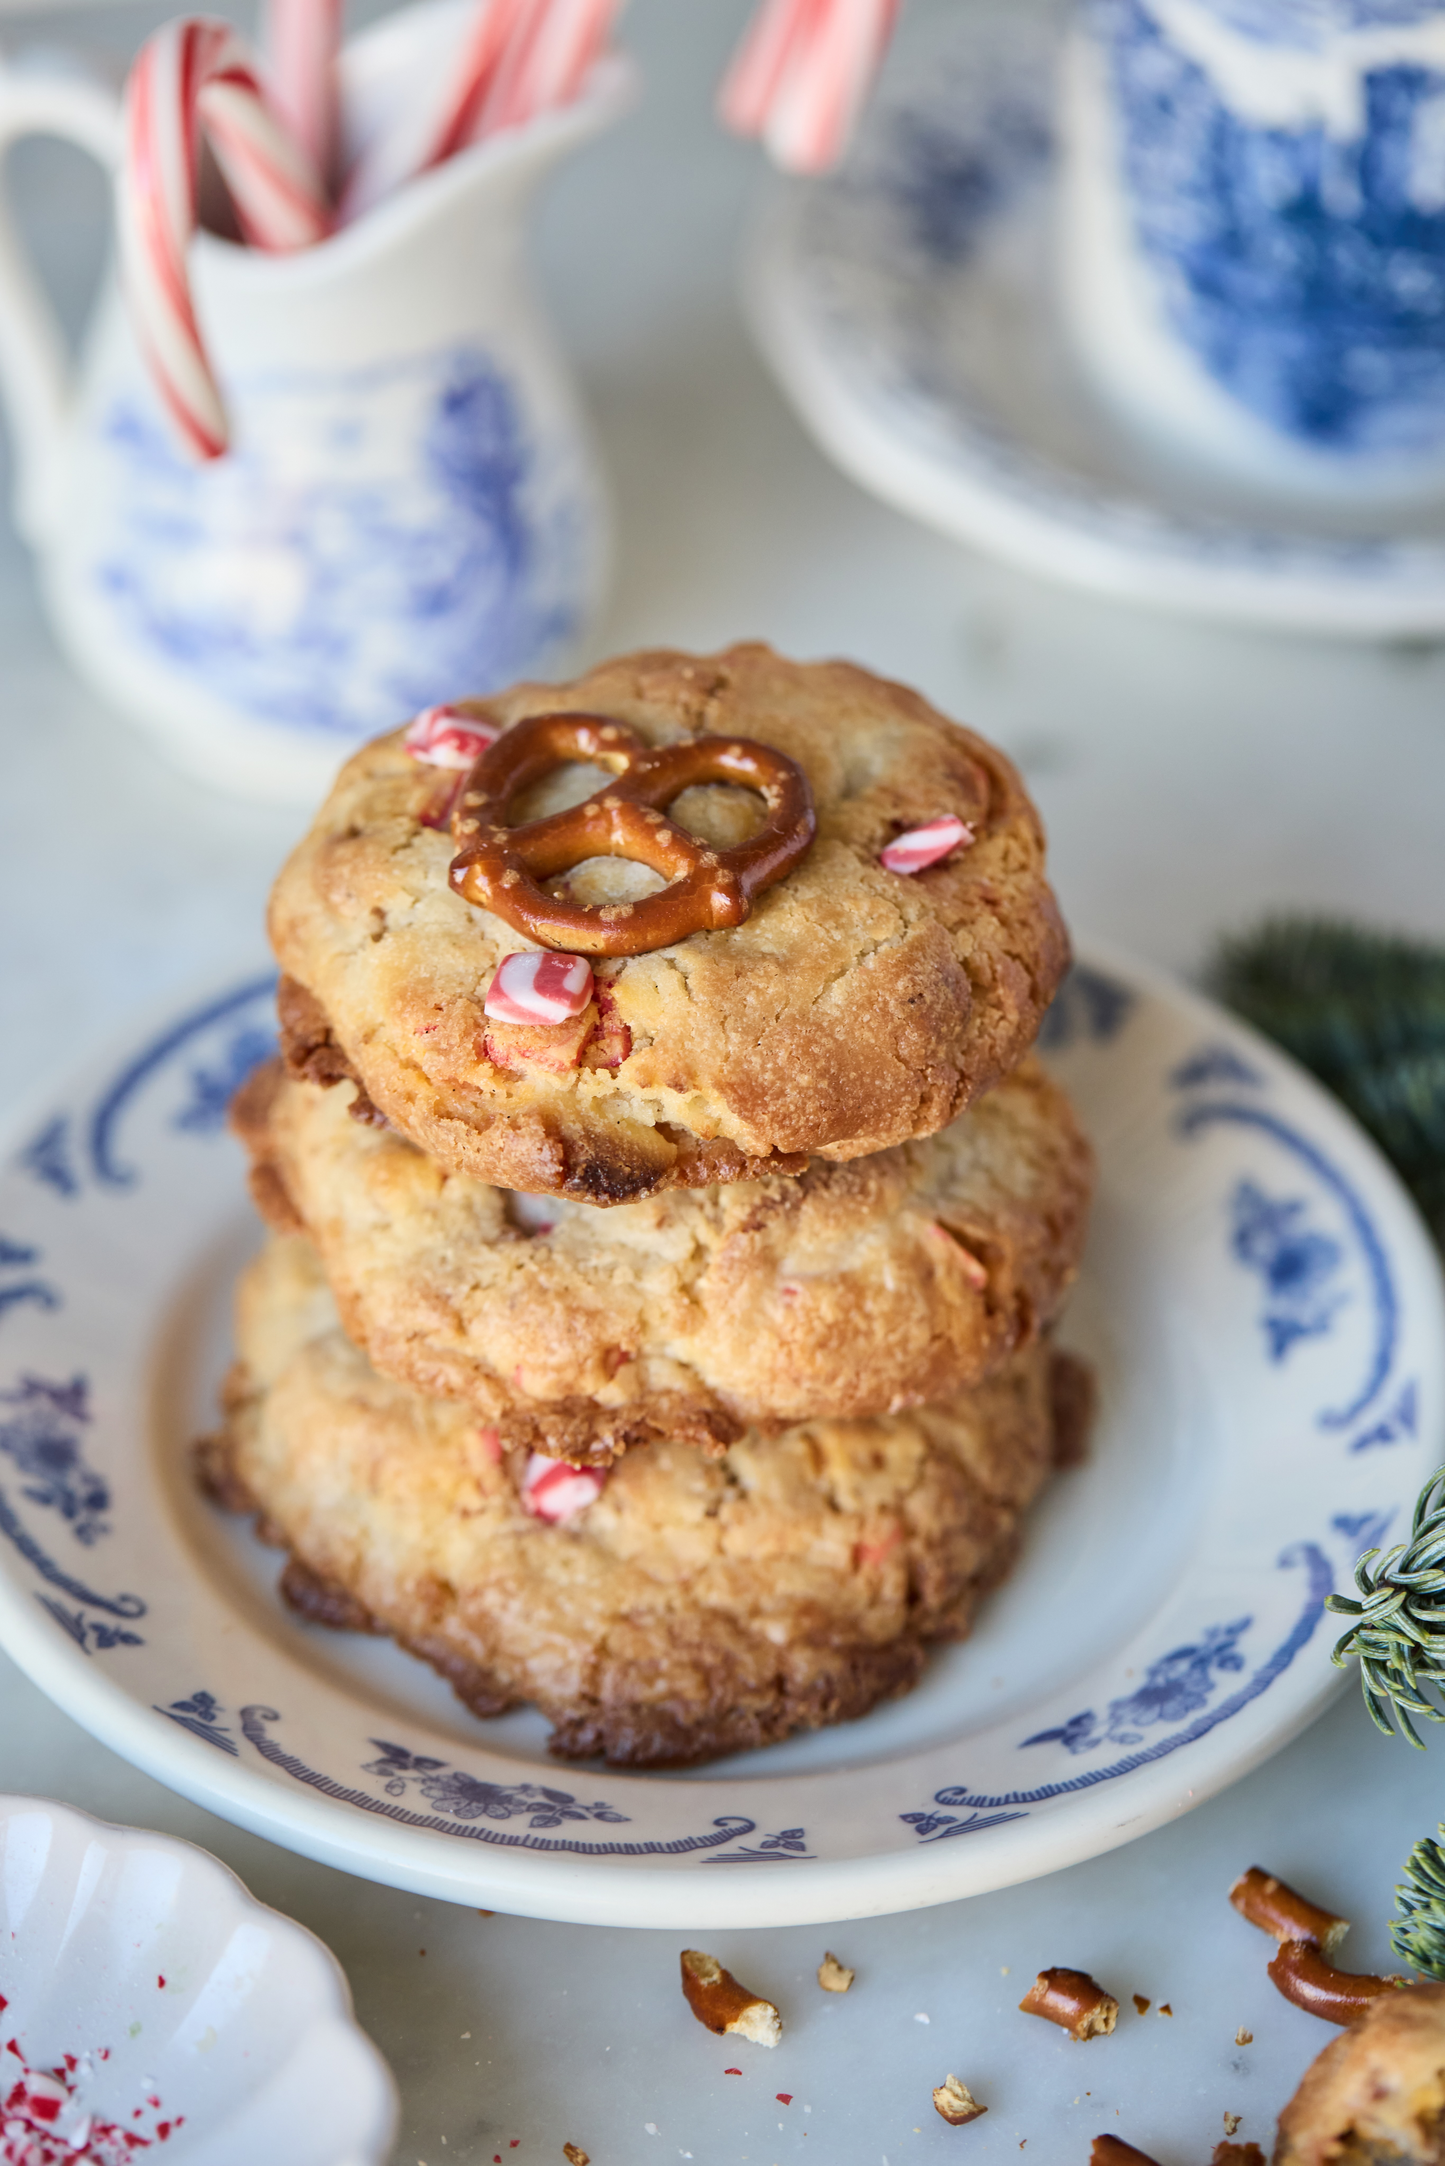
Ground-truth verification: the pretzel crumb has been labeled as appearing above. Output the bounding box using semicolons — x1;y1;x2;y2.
680;1949;781;2046
1157;2003;1173;2017
1090;2138;1160;2164
1132;1995;1150;2015
1212;2146;1265;2165
563;2148;589;2165
932;2075;986;2126
817;1952;855;1993
1019;1968;1119;2040
1223;2113;1242;2137
1235;2027;1253;2046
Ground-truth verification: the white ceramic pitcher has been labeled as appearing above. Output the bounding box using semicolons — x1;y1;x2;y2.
0;1;631;803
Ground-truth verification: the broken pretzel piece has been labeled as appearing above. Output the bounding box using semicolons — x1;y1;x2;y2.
680;1948;782;2047
1213;2146;1266;2166
932;2075;986;2126
1230;1867;1350;1954
1090;2138;1159;2164
1268;1938;1408;2027
817;1952;855;1994
562;2149;590;2166
1020;1967;1119;2040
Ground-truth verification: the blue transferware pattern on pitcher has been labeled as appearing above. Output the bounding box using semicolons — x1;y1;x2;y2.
96;347;585;739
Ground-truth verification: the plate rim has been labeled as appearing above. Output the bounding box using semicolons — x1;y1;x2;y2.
0;940;1440;1928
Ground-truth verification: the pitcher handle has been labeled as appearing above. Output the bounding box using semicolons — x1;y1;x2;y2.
0;52;122;544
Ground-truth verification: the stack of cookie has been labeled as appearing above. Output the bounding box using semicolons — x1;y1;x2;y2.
206;644;1095;1766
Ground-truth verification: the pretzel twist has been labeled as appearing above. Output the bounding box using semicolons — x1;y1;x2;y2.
448;712;816;957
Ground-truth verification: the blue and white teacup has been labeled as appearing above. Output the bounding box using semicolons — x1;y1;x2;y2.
1061;0;1445;495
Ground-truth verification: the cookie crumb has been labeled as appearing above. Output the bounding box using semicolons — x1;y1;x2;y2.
1235;2027;1253;2046
681;1950;781;2046
817;1953;855;1993
933;2075;986;2127
1132;1995;1150;2016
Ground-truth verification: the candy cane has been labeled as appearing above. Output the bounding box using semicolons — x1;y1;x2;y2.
263;0;345;194
120;18;331;459
720;0;900;173
341;0;620;222
474;0;620;138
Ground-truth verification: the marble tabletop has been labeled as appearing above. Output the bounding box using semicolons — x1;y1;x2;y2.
2;1;1445;2160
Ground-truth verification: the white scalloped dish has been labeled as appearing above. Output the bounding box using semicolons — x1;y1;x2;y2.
0;1795;397;2164
0;946;1439;1928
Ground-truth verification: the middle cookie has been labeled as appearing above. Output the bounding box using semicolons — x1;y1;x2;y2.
234;1053;1093;1463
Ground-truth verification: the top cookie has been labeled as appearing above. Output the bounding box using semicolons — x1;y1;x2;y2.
268;644;1069;1202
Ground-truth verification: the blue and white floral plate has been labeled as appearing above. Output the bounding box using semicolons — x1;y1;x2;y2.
0;946;1439;1928
745;0;1445;635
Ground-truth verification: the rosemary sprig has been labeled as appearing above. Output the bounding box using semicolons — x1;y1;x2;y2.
1395;1829;1445;1980
1327;1473;1445;1746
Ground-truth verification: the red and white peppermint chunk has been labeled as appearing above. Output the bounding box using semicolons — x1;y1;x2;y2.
879;815;974;875
522;1453;606;1523
404;704;498;769
484;951;593;1027
12;2071;67;2125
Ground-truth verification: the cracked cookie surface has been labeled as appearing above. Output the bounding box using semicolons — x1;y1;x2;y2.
235;1054;1093;1461
266;644;1069;1201
209;1235;1063;1768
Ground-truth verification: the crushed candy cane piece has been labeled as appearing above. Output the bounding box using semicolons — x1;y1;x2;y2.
522;1453;606;1523
880;816;973;876
404;705;499;769
484;951;593;1027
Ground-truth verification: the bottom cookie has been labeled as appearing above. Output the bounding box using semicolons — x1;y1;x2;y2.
203;1235;1080;1767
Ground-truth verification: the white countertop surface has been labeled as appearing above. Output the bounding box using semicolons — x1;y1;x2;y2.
3;2;1445;2160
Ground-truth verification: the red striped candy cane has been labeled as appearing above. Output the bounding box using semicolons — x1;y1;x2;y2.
720;0;900;173
263;0;345;195
342;0;620;221
475;0;620;138
120;18;331;459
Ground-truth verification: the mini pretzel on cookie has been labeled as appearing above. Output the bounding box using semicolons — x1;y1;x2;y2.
448;710;816;956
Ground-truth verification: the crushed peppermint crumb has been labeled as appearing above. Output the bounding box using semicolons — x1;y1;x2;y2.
645;2124;659;2136
914;2013;930;2024
776;2095;792;2105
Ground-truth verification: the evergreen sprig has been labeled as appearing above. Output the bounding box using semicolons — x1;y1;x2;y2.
1394;1828;1445;1980
1208;916;1445;1247
1327;1472;1445;1746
